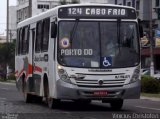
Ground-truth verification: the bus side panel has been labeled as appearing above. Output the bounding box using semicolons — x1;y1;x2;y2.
32;22;42;96
16;55;31;92
15;56;25;92
15;26;31;94
26;26;36;93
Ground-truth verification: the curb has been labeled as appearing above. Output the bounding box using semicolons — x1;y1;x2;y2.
0;81;16;85
141;96;160;102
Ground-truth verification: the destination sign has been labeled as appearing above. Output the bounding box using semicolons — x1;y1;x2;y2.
58;6;136;19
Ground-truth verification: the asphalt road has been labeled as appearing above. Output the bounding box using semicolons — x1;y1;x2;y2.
0;82;160;119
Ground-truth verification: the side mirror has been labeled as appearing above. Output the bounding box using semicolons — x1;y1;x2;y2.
51;22;57;38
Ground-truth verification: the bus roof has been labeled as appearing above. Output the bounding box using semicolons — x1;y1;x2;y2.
17;4;136;28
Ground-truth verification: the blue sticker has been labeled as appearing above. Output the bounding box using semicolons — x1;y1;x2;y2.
101;57;112;67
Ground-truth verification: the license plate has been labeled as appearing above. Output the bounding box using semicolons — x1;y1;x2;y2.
93;91;108;96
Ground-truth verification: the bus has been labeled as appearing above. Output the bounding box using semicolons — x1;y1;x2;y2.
15;4;142;110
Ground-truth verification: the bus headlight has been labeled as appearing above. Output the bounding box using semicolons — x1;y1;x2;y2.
58;66;71;83
58;69;65;74
130;68;140;83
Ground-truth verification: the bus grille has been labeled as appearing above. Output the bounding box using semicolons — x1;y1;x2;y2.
75;79;126;88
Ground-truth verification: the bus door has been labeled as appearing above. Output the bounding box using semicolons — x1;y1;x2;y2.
33;19;50;95
28;27;36;92
31;28;35;73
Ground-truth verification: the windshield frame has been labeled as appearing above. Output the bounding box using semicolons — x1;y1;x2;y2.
57;20;140;69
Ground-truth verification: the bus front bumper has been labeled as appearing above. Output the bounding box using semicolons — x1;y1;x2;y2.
56;80;141;100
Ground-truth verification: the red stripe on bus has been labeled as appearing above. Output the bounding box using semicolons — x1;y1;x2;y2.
34;66;42;73
16;68;24;80
28;64;33;74
15;70;18;74
16;64;42;81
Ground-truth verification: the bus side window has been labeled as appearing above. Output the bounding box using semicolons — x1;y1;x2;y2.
16;29;19;55
22;26;29;54
19;28;22;54
21;28;25;54
42;18;50;52
35;21;43;53
51;22;57;38
26;26;29;53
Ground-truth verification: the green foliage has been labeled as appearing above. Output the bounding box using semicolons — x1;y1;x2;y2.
7;74;16;81
0;42;15;78
141;75;160;93
0;73;16;83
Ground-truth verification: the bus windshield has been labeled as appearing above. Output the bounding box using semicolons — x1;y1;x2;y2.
58;21;140;68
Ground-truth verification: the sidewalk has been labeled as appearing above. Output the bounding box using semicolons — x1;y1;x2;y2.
141;96;160;102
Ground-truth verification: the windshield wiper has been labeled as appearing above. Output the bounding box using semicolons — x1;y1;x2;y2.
70;19;79;48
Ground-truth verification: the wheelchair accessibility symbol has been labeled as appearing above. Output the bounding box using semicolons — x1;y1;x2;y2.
102;57;112;67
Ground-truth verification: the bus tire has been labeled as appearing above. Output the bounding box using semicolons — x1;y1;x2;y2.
43;75;49;101
48;98;60;109
22;75;33;103
24;93;33;103
35;96;43;103
43;75;60;108
110;99;123;110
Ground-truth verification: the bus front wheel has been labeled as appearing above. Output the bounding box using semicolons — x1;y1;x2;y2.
110;99;123;110
48;98;60;109
43;77;60;109
22;79;33;103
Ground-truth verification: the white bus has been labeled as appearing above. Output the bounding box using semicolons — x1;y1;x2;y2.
15;4;142;110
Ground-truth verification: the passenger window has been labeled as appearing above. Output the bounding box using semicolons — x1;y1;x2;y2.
16;29;19;55
42;18;50;52
21;28;25;54
36;21;43;52
22;26;29;54
19;29;23;54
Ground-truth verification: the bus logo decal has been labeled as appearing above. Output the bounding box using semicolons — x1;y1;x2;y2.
98;79;104;85
60;37;70;48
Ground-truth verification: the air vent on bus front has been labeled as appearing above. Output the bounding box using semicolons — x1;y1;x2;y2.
75;79;126;88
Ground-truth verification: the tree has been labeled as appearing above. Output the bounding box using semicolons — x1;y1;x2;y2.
0;41;15;79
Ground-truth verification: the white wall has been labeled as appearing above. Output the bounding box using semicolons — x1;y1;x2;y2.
32;0;38;16
80;0;108;4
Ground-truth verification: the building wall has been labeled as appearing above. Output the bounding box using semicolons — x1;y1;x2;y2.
80;0;107;4
17;0;73;23
17;0;29;22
